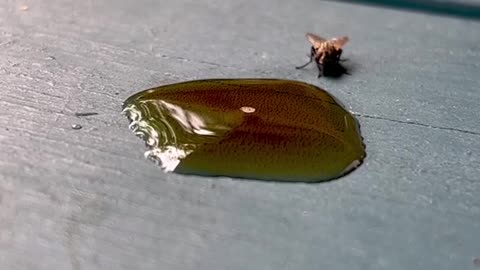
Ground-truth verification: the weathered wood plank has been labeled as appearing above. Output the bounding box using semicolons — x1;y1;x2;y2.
0;0;479;270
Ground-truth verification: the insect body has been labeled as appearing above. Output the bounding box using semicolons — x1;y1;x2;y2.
296;33;349;78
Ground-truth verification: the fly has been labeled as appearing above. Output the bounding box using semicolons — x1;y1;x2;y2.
296;32;350;78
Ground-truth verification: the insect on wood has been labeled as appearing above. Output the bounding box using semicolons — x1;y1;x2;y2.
296;33;350;78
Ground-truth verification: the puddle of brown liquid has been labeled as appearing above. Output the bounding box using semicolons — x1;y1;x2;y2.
122;79;365;182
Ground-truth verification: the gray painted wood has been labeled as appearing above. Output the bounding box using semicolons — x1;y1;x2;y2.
0;0;479;269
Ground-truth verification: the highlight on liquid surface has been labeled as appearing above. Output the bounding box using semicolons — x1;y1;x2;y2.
122;79;365;182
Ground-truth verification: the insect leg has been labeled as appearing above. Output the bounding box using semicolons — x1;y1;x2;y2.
316;61;323;78
295;47;315;69
336;50;348;62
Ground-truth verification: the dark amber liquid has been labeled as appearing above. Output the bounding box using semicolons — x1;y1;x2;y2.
123;79;365;182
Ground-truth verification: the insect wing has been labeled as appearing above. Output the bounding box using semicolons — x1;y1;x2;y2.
306;32;327;48
330;36;349;49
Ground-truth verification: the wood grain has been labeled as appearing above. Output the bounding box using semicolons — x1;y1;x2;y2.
0;0;479;269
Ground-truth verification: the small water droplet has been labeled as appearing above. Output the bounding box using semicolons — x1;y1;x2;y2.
71;124;82;130
474;257;480;267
